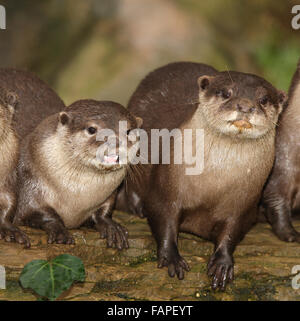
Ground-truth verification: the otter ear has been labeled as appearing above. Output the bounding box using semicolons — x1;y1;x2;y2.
278;90;288;109
6;91;18;110
59;112;70;126
197;75;215;91
135;116;143;128
0;88;18;113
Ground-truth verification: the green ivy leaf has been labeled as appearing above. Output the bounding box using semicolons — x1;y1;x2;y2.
19;254;85;300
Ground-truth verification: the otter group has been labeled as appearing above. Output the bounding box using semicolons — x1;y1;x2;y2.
0;60;299;291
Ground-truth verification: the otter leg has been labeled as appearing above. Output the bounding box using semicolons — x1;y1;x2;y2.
92;192;129;250
116;184;145;218
0;193;30;248
207;241;234;291
0;220;30;248
264;198;300;243
23;208;75;245
207;220;245;291
0;205;30;248
147;209;190;280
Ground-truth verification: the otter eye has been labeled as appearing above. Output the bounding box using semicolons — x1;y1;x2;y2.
216;89;231;99
87;127;97;135
259;96;269;106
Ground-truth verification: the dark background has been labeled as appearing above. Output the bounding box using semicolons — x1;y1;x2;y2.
0;0;299;105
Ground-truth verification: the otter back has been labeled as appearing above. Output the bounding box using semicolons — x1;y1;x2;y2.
0;69;65;138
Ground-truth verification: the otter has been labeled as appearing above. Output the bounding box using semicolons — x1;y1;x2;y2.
262;59;300;242
117;62;286;290
0;87;24;244
0;69;65;247
13;100;142;249
0;68;65;137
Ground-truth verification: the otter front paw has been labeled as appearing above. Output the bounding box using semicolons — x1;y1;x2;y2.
273;228;300;243
96;219;129;250
158;250;190;280
0;224;31;248
47;228;75;245
207;254;234;291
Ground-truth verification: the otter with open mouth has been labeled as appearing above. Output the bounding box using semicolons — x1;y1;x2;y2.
116;62;286;290
13;99;142;249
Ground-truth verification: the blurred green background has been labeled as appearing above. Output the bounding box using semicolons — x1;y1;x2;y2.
0;0;299;106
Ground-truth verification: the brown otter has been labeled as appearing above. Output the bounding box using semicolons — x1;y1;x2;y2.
13;100;142;249
0;69;65;138
0;87;25;245
0;69;65;247
117;62;286;290
262;58;300;242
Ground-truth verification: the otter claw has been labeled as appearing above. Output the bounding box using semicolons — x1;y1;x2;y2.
0;225;31;248
47;229;75;245
158;254;190;280
274;229;300;243
96;220;129;250
207;255;234;291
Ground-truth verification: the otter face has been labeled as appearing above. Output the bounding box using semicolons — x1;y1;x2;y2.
58;100;142;172
198;72;286;139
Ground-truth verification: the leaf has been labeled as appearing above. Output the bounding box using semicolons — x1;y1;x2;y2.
19;254;85;300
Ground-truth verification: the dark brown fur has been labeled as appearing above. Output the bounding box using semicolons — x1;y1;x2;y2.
117;62;285;290
262;59;300;242
14;100;142;249
0;69;65;247
0;68;65;138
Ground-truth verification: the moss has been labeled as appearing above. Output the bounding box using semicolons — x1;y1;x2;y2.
115;293;149;301
194;287;219;301
229;272;293;301
92;278;139;293
4;280;21;292
190;263;207;273
0;280;37;301
128;251;157;267
91;278;151;301
233;284;275;301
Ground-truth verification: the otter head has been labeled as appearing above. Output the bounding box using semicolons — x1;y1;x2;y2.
0;87;18;136
197;71;286;139
58;100;143;173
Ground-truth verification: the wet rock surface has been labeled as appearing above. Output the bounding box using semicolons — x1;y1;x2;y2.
0;211;300;301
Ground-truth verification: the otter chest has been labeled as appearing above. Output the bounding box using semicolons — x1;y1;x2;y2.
181;138;274;210
44;169;126;228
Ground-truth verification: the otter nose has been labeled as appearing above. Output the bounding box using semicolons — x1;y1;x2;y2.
237;103;255;114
